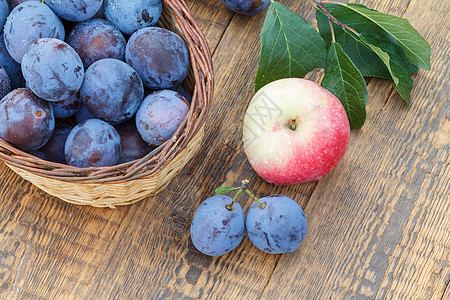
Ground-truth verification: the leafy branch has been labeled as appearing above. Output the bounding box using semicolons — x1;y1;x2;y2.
255;0;430;129
307;0;359;36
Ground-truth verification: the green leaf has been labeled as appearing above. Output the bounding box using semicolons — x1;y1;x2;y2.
215;186;238;194
255;1;326;92
322;42;367;129
316;5;419;78
359;34;414;103
317;8;390;78
316;4;420;102
337;3;430;70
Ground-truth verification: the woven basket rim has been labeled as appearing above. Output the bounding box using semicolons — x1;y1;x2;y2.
0;0;213;184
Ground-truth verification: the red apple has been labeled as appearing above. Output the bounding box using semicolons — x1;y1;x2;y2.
243;78;350;185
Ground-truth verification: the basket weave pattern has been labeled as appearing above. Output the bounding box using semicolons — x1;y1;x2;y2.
0;0;213;207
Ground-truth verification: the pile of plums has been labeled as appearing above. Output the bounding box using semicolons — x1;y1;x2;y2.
0;0;193;167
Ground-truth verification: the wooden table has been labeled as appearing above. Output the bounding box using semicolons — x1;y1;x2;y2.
0;0;448;299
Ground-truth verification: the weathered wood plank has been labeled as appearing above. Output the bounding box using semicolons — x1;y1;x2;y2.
186;0;234;53
0;165;129;299
261;0;450;299
373;0;450;297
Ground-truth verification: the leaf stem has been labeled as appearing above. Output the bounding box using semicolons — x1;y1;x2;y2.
328;18;336;43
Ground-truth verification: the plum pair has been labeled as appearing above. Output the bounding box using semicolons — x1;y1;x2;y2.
190;181;308;256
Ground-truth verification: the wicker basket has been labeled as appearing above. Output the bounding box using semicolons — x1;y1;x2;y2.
0;0;213;208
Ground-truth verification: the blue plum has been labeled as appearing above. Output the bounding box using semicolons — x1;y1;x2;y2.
135;90;189;146
0;66;11;99
21;38;84;102
0;33;25;89
64;118;121;167
4;2;65;63
80;58;144;124
246;195;308;254
104;0;162;35
67;18;126;68
52;92;81;118
0;0;8;32
75;104;95;124
31;123;72;163
44;0;103;22
0;88;55;150
126;27;190;89
190;195;245;256
115;120;154;163
220;0;271;15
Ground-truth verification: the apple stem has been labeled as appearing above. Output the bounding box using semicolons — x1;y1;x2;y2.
244;189;266;209
289;118;297;131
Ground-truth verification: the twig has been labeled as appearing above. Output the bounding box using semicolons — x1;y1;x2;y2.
307;0;360;36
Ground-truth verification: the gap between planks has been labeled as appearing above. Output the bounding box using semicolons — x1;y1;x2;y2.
440;278;450;300
77;204;140;299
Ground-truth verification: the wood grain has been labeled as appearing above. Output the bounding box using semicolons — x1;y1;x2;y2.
0;0;448;299
0;165;130;299
186;0;234;54
261;0;450;299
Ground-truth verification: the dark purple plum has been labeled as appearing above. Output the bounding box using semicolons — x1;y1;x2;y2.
67;18;126;68
126;27;190;89
0;0;8;31
52;92;81;118
4;2;65;63
104;0;162;35
65;119;121;167
0;66;11;99
135;90;189;146
80;58;143;124
75;104;95;124
21;38;84;102
220;0;270;15
190;195;245;256
0;33;25;89
44;0;103;22
115;120;154;163
246;195;308;254
31;123;72;163
0;88;55;150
